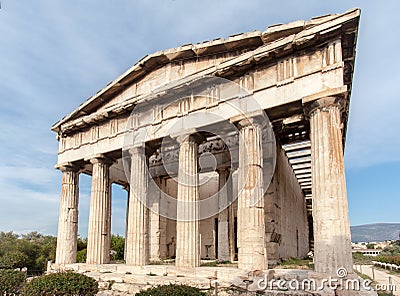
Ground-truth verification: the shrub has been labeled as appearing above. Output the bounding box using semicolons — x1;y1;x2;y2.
135;284;207;296
77;248;87;263
352;252;373;265
375;255;400;266
0;250;29;269
21;271;98;296
0;269;26;295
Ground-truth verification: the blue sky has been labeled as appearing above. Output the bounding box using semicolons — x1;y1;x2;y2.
0;1;399;236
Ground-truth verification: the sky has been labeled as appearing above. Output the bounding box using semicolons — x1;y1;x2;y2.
0;0;399;237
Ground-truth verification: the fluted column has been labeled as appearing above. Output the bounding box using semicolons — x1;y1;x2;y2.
55;164;79;264
176;135;200;269
307;97;353;276
159;179;168;259
237;118;266;270
148;177;168;261
123;184;129;261
87;156;112;264
229;167;237;262
217;169;230;262
125;146;149;265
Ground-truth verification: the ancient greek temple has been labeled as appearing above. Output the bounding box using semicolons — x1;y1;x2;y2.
51;9;360;280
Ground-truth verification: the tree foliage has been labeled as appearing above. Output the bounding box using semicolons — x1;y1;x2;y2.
21;271;98;296
366;243;376;250
0;232;126;272
0;250;29;269
0;269;26;295
375;255;400;266
0;231;56;274
381;241;400;256
111;234;125;261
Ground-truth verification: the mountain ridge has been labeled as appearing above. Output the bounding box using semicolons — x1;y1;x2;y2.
350;223;400;242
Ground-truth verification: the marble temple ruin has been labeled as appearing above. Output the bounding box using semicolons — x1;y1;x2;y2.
50;8;364;293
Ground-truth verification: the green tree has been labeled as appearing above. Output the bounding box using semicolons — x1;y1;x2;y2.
381;242;400;256
0;231;56;274
77;237;87;251
15;235;41;272
0;232;19;255
366;243;376;249
35;236;57;273
0;251;29;269
21;232;43;242
110;235;125;261
76;249;87;263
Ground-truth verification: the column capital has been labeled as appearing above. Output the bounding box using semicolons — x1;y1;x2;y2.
216;167;230;176
176;133;204;146
304;97;346;118
88;155;114;165
237;115;265;129
55;162;80;172
128;145;146;155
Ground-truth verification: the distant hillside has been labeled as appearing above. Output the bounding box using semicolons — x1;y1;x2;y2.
351;223;400;242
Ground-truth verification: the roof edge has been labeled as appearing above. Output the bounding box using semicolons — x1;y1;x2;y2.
52;8;360;133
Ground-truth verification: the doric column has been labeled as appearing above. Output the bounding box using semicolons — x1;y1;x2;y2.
55;163;79;264
123;184;129;261
237;118;267;270
125;146;149;265
176;135;200;269
159;178;168;259
86;156;112;264
229;167;238;262
307;97;353;276
229;201;237;262
148;177;168;262
217;169;230;262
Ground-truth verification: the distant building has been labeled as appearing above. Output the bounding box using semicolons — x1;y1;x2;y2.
375;241;393;250
352;242;367;250
352;249;382;257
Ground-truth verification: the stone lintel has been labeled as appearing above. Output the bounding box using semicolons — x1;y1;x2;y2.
282;114;304;125
301;86;347;106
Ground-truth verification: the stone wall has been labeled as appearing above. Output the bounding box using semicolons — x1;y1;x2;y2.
158;149;309;264
265;145;309;264
160;173;220;259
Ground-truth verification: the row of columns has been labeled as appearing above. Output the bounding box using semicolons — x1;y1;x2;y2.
55;97;353;276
